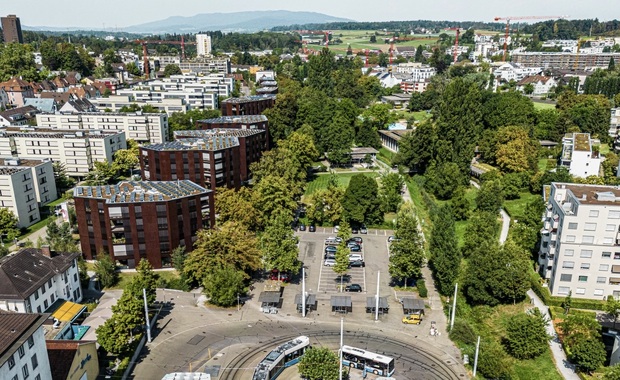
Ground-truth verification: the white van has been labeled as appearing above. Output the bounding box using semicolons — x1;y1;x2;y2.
349;254;363;262
325;237;342;246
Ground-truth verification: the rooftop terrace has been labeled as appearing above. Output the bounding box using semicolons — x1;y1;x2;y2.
74;180;208;203
143;136;239;152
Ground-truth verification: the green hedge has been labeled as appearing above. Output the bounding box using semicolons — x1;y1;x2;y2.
530;272;606;311
417;279;428;298
548;306;596;320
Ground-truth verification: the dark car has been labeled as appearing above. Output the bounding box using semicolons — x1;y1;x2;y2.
325;246;338;254
351;226;359;234
270;270;290;282
309;225;316;232
349;244;362;252
299;224;306;231
324;253;336;260
349;260;365;268
349;237;363;244
346;241;359;249
345;284;363;292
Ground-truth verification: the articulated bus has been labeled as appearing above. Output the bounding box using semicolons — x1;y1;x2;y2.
252;336;310;380
341;345;395;377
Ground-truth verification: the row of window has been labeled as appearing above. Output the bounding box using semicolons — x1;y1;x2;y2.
558;286;605;296
562;262;620;271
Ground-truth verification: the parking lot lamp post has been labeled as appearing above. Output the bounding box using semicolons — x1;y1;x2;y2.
375;271;380;321
302;267;306;317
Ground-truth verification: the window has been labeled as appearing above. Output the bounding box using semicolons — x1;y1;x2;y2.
590;210;600;217
604;237;615;245
611;211;620;219
18;345;25;358
8;354;15;369
568;222;578;229
598;277;607;284
576;288;586;295
566;235;576;243
601;264;610;271
565;249;574;257
581;263;591;270
607;224;616;231
31;354;38;369
34;289;39;300
583;236;595;244
560;274;572;281
44;300;48;309
22;363;29;379
584;223;597;231
558;286;571;295
27;336;34;348
603;252;612;258
580;250;593;258
562;261;575;269
578;275;588;282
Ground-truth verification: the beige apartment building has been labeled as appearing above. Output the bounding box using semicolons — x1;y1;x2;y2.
539;182;620;300
90;95;189;115
36;112;168;144
0;128;125;178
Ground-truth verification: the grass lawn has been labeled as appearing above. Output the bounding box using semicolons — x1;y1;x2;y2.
512;350;563;380
533;101;557;111
404;178;432;239
306;30;439;54
538;158;557;171
599;143;611;156
504;192;541;221
106;270;180;290
304;172;379;197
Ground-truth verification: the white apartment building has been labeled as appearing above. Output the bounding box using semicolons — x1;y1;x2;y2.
610;107;620;138
0;158;56;221
0;313;52;380
393;63;437;82
90;95;189;115
0;166;40;227
0;128;126;178
179;58;231;75
539;183;620;300
36;112;166;143
493;62;542;82
0;247;82;313
560;133;601;178
196;34;212;56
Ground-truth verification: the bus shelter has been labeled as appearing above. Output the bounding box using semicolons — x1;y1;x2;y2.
259;291;281;314
331;296;352;314
401;297;425;315
295;294;317;315
366;296;389;314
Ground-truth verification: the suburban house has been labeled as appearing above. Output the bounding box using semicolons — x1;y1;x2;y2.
0;77;35;108
23;98;57;113
0;105;39;127
46;340;99;380
516;75;557;95
493;62;542;82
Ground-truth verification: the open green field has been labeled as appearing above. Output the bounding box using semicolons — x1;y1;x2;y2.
504;192;541;220
533;101;557;110
304;172;379;197
306;30;439;54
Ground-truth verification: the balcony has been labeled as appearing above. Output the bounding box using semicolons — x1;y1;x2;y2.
112;237;126;245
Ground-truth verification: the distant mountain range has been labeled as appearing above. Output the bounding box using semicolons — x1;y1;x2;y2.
24;11;353;34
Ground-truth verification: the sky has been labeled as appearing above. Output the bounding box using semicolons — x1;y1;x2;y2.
3;0;618;29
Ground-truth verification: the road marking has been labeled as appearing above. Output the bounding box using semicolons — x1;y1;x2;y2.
317;252;324;292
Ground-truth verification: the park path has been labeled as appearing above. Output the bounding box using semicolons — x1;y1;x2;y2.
470;180;577;379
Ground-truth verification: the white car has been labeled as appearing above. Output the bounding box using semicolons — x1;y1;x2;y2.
324;259;336;267
334;225;340;233
388;235;399;242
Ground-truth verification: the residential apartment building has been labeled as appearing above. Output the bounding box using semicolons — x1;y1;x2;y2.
0;105;39;127
179;58;231;75
538;183;620;300
0;128;125;179
115;89;218;111
196;34;212;56
560;133;601;178
1;15;23;44
512;52;620;70
0;247;82;313
516;75;557;96
220;95;276;117
139;137;241;190
0;313;52;380
174;129;268;182
196;115;269;146
36;112;167;144
493;62;542;82
90;95;189;115
74;180;215;269
610;107;620;138
0;77;34;108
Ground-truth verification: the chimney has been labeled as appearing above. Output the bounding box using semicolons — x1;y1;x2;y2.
40;245;52;258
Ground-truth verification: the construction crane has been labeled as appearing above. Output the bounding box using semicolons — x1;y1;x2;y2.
493;15;568;61
324;31;331;48
389;36;395;64
136;38;197;77
445;27;462;64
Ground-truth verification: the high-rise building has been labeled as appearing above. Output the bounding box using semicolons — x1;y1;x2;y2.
196;34;212;56
1;15;23;44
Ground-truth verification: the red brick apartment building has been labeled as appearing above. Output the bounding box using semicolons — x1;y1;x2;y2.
195;114;270;148
220;95;276;116
173;129;268;182
74;180;214;269
139;136;241;190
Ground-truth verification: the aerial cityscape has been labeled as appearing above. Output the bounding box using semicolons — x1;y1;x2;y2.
1;5;620;380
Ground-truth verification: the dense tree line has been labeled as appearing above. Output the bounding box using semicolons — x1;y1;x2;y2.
272;20;505;33
520;19;620;41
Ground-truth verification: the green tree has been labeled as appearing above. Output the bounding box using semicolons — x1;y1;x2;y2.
306;177;345;225
393;122;437;173
605;295;620;329
559;313;601;349
202;264;246;307
261;214;300;275
336;219;352;241
0;43;40;81
111;290;145;336
475;180;505;214
462;211;498;258
45;220;77;252
557;92;612;142
571;337;606;374
342;174;382;225
523;83;535;95
215;187;262;230
424;160;465;200
504;311;550;359
494;126;539;173
299;347;341;380
379;172;404;213
389;203;425;286
126;62;141;76
0;208;20;243
112;148;139;176
163;64;182;77
563;291;573;315
52;161;76;196
429;206;461;295
483;91;536;130
126;259;159;305
84;161;117;185
476;339;514;380
96;315;131;355
307;48;335;96
171;246;187;272
333;243;350;291
450;187;470;221
277;130;320;171
94;253;118;288
254;175;300;221
603;364;620;380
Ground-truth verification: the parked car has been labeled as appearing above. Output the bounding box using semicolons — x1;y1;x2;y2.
324;253;336;260
349;237;363;245
360;225;368;234
335;274;351;282
345;284;363;292
349;244;362;252
351;226;359;234
349;253;363;262
325;237;343;245
402;312;423;324
388;235;399;242
347;241;360;249
334;225;340;233
349;260;365;268
309;225;316;232
299;224;306;231
270;270;290;282
324;259;336;267
325;246;338;254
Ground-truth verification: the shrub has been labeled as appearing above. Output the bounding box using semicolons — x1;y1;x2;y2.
504;312;550;359
449;319;478;345
416;279;428;298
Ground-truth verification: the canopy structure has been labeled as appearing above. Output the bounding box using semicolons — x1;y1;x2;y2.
258;291;281;306
365;296;389;313
52;301;87;322
401;297;425;315
295;294;317;312
331;295;352;313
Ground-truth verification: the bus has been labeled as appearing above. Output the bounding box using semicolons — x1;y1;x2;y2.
252;336;310;380
341;345;395;377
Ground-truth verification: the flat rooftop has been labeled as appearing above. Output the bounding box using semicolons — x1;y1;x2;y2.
558;183;620;206
378;129;413;140
0;166;29;176
74;180;209;203
143;136;239;152
197;115;268;124
0;128;123;139
174;128;266;139
221;95;276;104
0;157;50;167
573;133;591;152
